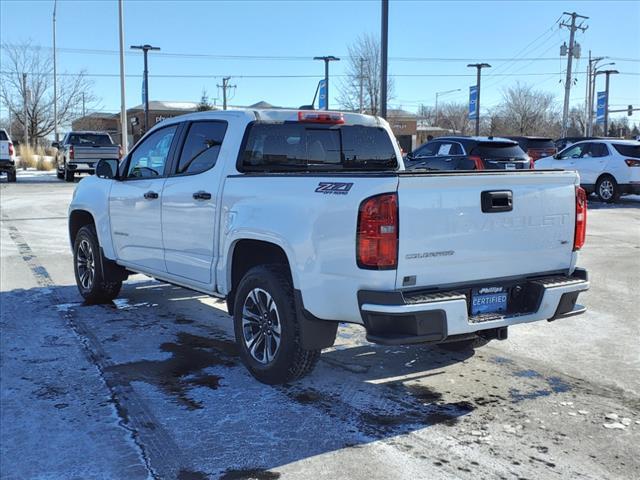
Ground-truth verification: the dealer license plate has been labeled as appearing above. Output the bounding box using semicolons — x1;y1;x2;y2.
471;287;508;315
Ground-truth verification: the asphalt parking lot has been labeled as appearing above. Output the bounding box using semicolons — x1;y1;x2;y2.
1;171;639;480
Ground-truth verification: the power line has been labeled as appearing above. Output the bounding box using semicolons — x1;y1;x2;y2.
4;43;638;63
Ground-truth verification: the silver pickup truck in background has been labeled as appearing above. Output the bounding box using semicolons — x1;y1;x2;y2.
53;131;121;182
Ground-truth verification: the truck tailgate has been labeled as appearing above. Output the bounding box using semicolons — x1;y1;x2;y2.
0;142;9;160
395;171;578;289
72;145;120;161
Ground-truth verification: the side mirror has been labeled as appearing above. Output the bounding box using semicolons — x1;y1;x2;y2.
95;159;120;180
553;154;560;159
51;142;60;149
405;152;414;160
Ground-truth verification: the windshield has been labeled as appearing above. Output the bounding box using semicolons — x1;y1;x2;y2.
612;143;640;158
0;130;8;141
240;122;398;172
67;133;113;146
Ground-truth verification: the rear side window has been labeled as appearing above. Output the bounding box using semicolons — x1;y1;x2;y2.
176;121;227;175
612;143;640;158
0;130;8;141
240;123;398;171
471;142;526;158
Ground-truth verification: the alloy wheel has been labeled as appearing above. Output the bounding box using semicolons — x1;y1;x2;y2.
76;239;95;290
242;288;282;364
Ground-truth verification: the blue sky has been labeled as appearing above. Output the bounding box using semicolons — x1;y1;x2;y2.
1;0;639;122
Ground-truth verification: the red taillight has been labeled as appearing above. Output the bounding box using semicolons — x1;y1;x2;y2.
574;186;587;251
624;159;640;167
297;111;345;124
8;143;14;156
469;155;484;170
118;145;124;159
69;145;74;160
357;193;398;269
528;156;535;169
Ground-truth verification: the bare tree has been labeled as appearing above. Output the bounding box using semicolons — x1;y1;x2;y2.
437;102;471;135
493;82;558;136
336;34;394;115
417;104;436;125
0;41;97;144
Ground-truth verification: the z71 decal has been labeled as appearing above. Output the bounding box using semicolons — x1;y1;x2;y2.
314;182;354;195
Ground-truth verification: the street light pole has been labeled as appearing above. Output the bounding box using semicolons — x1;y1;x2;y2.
467;63;491;136
380;0;389;119
131;44;161;132
600;69;619;136
590;61;614;135
435;88;461;126
52;0;58;142
313;56;340;110
118;0;127;154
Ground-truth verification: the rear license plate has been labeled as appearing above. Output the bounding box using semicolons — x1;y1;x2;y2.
471;287;508;315
505;163;516;170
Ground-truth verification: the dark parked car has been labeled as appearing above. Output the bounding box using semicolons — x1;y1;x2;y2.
506;136;556;162
405;136;531;171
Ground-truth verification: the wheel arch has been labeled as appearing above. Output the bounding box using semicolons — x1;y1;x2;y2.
225;238;295;315
69;209;96;247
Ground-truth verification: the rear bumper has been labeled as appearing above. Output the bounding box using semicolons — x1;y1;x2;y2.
66;162;95;174
0;160;16;173
358;269;589;345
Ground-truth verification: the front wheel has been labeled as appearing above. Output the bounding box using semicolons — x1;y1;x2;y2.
595;175;619;203
233;265;320;384
73;225;122;303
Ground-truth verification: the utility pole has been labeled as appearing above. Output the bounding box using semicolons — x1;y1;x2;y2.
313;56;340;110
130;44;161;132
52;0;58;142
380;0;389;119
467;63;491;136
22;73;29;149
82;93;86;117
559;11;588;137
118;0;128;154
359;58;366;114
217;77;236;110
600;69;619;136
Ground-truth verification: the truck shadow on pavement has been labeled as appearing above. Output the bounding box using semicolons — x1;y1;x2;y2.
2;281;518;479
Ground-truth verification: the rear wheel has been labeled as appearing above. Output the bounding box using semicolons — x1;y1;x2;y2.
7;170;17;182
64;164;74;182
595;175;619;203
233;265;320;384
73;225;122;303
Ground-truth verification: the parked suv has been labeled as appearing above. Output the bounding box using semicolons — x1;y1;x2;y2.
0;129;17;183
507;136;556;162
536;139;640;202
405;136;531;170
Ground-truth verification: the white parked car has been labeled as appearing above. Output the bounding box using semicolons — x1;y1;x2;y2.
536;139;640;202
0;128;17;182
68;109;589;384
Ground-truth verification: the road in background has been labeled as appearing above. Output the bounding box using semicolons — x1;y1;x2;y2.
1;172;639;480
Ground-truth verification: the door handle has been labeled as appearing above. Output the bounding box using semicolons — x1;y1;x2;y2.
193;190;212;200
143;191;159;200
481;190;513;213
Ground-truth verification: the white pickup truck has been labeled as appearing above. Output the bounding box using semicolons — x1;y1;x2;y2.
0;128;17;182
68;110;589;384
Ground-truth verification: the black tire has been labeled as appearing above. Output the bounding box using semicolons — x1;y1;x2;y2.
64;165;74;182
595;175;619;203
233;265;320;385
56;167;64;180
437;336;489;352
7;170;17;183
73;224;122;304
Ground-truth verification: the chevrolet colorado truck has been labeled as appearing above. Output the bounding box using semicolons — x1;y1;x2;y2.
54;131;121;182
68;110;589;384
0;129;17;182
